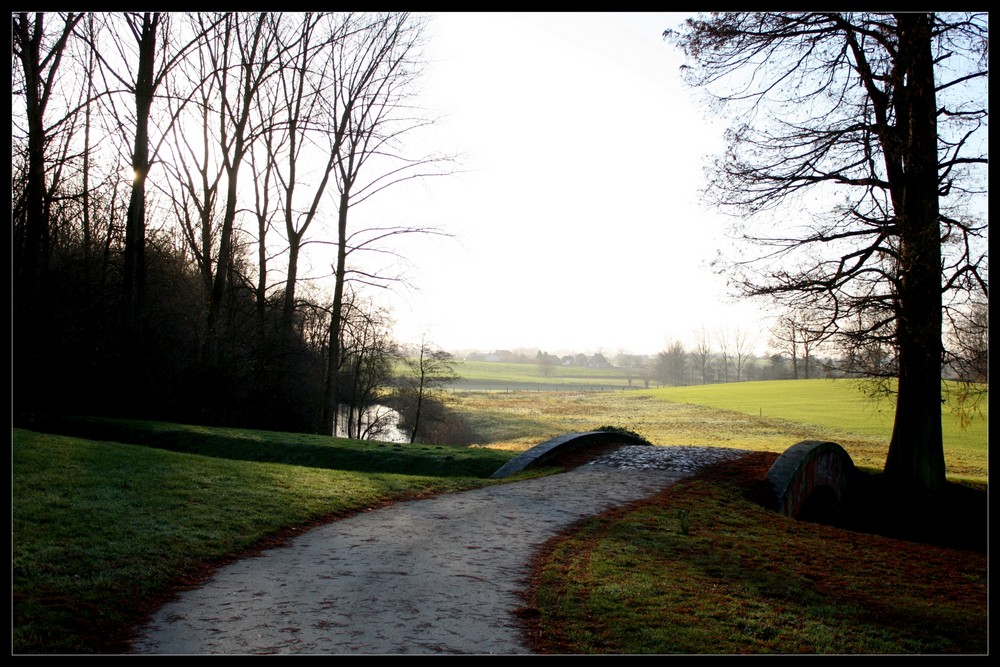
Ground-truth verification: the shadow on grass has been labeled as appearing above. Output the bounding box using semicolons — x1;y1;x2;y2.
835;472;987;553
741;458;988;553
19;414;514;479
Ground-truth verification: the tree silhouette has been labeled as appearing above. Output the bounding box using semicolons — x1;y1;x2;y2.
667;13;988;495
399;336;456;444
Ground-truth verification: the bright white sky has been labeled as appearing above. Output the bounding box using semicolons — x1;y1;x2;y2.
355;12;774;357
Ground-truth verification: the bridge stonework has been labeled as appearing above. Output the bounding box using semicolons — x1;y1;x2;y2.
766;440;857;520
489;431;651;479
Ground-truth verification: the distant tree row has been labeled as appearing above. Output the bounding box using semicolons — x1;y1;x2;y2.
12;12;451;436
644;307;987;388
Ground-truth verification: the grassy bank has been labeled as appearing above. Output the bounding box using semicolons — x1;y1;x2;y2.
523;452;987;654
12;421;515;654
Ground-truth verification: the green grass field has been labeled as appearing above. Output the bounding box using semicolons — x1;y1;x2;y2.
644;379;987;479
645;379;986;441
12;421;517;654
448;359;635;391
443;361;988;466
443;378;987;481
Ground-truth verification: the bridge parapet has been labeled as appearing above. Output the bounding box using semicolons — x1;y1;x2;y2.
766;440;857;520
490;430;651;479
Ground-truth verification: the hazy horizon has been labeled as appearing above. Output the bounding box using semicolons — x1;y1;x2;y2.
338;12;778;358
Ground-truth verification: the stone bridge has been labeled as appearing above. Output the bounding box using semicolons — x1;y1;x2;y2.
490;430;651;479
766;440;857;521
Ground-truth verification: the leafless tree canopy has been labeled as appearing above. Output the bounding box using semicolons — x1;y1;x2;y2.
397;336;458;444
668;12;988;494
12;12;450;435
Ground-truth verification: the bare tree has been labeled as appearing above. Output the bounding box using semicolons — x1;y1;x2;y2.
691;327;714;385
12;12;83;273
158;23;224;303
770;311;828;380
398;336;457;444
77;14;123;297
657;341;687;386
247;88;281;334
322;13;451;435
732;327;755;382
198;12;284;362
263;13;353;336
88;13;219;371
10;12;455;435
638;359;654;389
943;299;988;430
337;294;400;440
107;12;162;351
716;328;732;383
12;12;83;414
616;351;644;386
770;315;801;380
126;12;311;424
668;13;988;495
536;351;558;378
945;300;988;385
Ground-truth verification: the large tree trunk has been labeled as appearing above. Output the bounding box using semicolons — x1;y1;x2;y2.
203;157;242;366
120;13;158;406
323;193;351;436
883;13;946;495
282;234;302;332
13;14;48;418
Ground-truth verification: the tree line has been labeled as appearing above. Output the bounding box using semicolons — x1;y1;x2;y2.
12;12;452;437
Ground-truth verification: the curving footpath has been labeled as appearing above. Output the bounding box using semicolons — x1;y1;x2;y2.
132;446;748;655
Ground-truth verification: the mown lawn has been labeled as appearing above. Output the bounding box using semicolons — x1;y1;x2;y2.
12;421;515;654
646;379;987;480
447;359;634;391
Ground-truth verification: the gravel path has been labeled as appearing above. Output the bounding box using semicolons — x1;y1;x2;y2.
131;446;749;655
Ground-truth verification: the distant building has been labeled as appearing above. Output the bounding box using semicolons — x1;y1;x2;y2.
535;351;561;366
588;353;611;368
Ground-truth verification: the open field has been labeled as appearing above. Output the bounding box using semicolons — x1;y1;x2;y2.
447;359;636;392
648;380;987;479
648;379;986;446
445;365;987;476
444;380;987;481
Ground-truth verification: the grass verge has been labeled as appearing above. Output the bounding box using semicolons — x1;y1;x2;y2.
12;422;514;654
521;452;987;654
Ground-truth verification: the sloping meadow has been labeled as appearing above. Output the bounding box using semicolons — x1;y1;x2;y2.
445;379;987;480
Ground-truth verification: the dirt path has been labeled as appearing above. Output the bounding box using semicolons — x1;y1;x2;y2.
132;447;746;655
